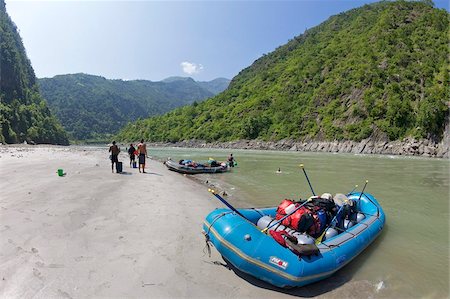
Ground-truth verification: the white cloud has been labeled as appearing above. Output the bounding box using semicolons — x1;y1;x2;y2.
180;61;204;75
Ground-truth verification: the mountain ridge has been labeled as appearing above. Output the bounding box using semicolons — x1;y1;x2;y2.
39;73;230;140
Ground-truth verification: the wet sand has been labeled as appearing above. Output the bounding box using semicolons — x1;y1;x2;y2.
0;145;379;298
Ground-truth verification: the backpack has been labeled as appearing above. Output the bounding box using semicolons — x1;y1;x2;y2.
295;210;316;233
283;207;319;235
299;196;336;213
276;199;295;219
336;200;358;228
275;199;320;236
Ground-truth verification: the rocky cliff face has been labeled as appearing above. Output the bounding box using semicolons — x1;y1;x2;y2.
149;132;449;158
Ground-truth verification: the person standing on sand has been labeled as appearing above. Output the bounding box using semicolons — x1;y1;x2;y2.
137;139;147;173
128;143;136;167
109;141;120;173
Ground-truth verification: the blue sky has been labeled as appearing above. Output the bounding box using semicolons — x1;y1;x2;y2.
5;0;449;81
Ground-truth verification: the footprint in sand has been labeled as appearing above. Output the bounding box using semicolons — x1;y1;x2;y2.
33;268;44;280
74;256;93;262
57;289;73;299
48;264;65;268
1;225;10;232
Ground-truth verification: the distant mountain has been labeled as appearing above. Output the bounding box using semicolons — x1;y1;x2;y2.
162;76;231;94
39;74;230;140
0;0;68;144
197;78;231;94
117;1;448;144
161;76;194;83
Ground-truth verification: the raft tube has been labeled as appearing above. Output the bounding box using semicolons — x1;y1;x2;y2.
203;192;385;288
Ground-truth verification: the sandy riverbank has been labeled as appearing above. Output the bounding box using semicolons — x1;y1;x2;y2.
0;145;382;298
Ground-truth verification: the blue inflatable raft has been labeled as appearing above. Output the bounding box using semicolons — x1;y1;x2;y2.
203;192;385;288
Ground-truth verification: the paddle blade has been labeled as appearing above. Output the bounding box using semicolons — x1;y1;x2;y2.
315;231;325;244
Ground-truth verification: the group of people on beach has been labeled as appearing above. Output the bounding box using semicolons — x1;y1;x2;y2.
110;140;238;174
108;139;148;173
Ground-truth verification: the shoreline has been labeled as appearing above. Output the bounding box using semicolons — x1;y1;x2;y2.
3;127;449;159
145;135;449;159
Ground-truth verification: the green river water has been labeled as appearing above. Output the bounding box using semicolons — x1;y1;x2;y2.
147;147;449;298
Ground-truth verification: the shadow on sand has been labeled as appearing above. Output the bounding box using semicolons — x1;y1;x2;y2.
118;171;133;175
140;172;163;176
116;171;163;176
208;225;388;297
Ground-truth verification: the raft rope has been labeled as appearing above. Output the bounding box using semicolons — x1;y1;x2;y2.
319;211;382;248
356;193;380;217
315;183;381;246
333;226;357;237
203;233;212;258
203;212;232;257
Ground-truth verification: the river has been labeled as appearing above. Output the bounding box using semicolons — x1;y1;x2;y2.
148;146;449;298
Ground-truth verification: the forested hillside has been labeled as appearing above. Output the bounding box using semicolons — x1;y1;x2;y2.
0;1;68;144
39;74;230;140
197;78;231;94
117;1;449;144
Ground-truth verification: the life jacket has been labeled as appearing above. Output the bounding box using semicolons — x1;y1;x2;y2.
282;206;321;236
269;230;289;247
269;230;298;248
282;206;308;229
275;199;295;220
275;199;317;234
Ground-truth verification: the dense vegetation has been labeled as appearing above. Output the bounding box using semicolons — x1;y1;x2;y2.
39;74;230;140
117;1;449;144
0;1;68;145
